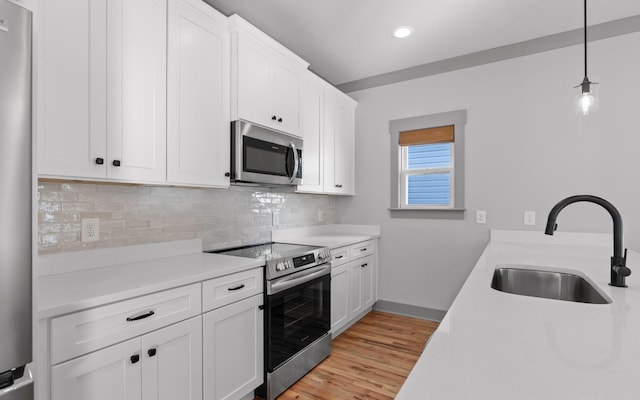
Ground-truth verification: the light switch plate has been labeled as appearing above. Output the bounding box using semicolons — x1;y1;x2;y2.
524;211;536;226
476;210;486;224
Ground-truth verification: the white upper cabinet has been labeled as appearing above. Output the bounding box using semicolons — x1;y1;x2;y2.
106;0;167;183
323;89;356;195
167;0;230;187
36;0;108;179
296;72;324;193
37;0;167;183
229;15;308;137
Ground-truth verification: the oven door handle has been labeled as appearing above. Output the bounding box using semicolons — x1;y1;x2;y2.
288;142;299;183
268;264;331;295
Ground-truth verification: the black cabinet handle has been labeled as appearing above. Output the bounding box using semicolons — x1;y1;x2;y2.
112;159;121;167
277;117;283;123
258;305;264;310
334;255;344;259
148;348;157;357
95;157;104;165
335;184;343;188
126;310;155;322
272;115;277;120
228;284;245;291
224;172;230;177
361;248;367;252
361;263;368;268
130;354;140;364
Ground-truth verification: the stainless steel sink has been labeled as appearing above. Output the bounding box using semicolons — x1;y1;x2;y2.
491;265;612;304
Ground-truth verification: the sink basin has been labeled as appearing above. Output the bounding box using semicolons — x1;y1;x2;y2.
491;265;612;304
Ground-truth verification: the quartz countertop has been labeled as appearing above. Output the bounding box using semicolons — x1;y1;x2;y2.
396;230;640;400
38;240;263;319
272;224;380;249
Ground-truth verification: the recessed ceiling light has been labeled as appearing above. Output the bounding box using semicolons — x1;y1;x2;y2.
392;26;414;39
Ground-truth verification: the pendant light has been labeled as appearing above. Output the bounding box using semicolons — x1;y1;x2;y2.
575;0;597;115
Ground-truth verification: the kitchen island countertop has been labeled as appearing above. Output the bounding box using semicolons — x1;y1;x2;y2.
397;229;640;400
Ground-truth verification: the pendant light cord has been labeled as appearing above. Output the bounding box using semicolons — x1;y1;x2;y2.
584;0;588;77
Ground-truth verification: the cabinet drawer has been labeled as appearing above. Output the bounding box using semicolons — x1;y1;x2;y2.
202;267;263;312
351;240;375;259
50;283;201;365
331;246;350;267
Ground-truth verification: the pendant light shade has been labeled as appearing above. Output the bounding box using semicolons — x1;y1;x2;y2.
575;0;597;115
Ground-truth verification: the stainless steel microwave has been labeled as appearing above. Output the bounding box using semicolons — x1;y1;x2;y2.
231;120;303;186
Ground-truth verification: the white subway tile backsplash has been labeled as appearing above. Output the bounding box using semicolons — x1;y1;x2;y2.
38;182;335;256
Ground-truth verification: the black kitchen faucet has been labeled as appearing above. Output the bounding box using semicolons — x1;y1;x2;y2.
544;195;631;287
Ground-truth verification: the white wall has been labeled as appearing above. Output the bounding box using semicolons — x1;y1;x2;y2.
336;31;640;311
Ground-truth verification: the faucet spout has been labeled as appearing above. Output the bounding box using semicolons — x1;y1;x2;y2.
544;195;629;287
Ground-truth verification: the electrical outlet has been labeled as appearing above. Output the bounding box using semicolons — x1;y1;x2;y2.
272;211;279;226
524;211;536;226
317;210;323;222
81;218;100;242
476;210;486;224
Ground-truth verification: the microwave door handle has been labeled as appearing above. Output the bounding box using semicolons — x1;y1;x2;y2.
289;142;299;183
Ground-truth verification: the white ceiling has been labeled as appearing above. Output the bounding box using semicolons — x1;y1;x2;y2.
203;0;640;86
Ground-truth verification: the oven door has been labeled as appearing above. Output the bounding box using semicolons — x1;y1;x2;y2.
266;264;331;371
231;120;303;185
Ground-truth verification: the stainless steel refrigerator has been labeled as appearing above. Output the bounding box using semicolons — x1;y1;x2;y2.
0;0;34;399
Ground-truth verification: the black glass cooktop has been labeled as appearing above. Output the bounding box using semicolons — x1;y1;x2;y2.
206;242;321;261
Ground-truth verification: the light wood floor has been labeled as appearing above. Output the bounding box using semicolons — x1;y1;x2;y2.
273;311;439;400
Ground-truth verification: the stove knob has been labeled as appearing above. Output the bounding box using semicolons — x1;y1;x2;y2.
276;262;285;271
286;261;292;269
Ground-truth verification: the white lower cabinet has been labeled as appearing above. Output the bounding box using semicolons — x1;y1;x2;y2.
330;240;378;336
51;316;202;400
203;294;264;400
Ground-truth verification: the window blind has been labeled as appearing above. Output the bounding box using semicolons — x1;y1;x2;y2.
399;125;454;146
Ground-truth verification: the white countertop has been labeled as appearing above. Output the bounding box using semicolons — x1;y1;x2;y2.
272;224;380;249
38;241;263;319
396;230;640;400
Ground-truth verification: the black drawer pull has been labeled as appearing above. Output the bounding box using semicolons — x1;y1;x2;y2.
126;310;155;322
130;354;140;364
112;159;121;167
360;248;367;252
335;184;343;188
228;284;245;291
334;255;344;259
95;157;104;165
277;117;283;122
148;348;157;357
272;115;277;120
361;263;368;268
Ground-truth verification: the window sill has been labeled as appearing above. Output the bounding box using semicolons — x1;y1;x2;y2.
388;208;466;220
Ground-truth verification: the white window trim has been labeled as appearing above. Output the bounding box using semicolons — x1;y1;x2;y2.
399;144;455;209
388;109;466;219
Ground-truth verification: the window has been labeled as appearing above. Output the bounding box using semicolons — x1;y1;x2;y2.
389;110;466;218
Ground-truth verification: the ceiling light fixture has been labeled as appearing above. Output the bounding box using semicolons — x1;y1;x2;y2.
575;0;597;116
392;26;414;39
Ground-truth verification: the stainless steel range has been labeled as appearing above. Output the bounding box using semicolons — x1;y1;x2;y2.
208;242;332;400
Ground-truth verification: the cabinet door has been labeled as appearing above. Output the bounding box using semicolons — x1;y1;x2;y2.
296;76;323;192
332;96;355;195
235;34;272;128
348;260;363;318
323;92;356;195
36;0;108;179
142;317;202;400
166;0;230;187
106;0;167;183
272;60;302;136
331;263;349;334
203;294;264;400
51;337;142;400
360;255;376;310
